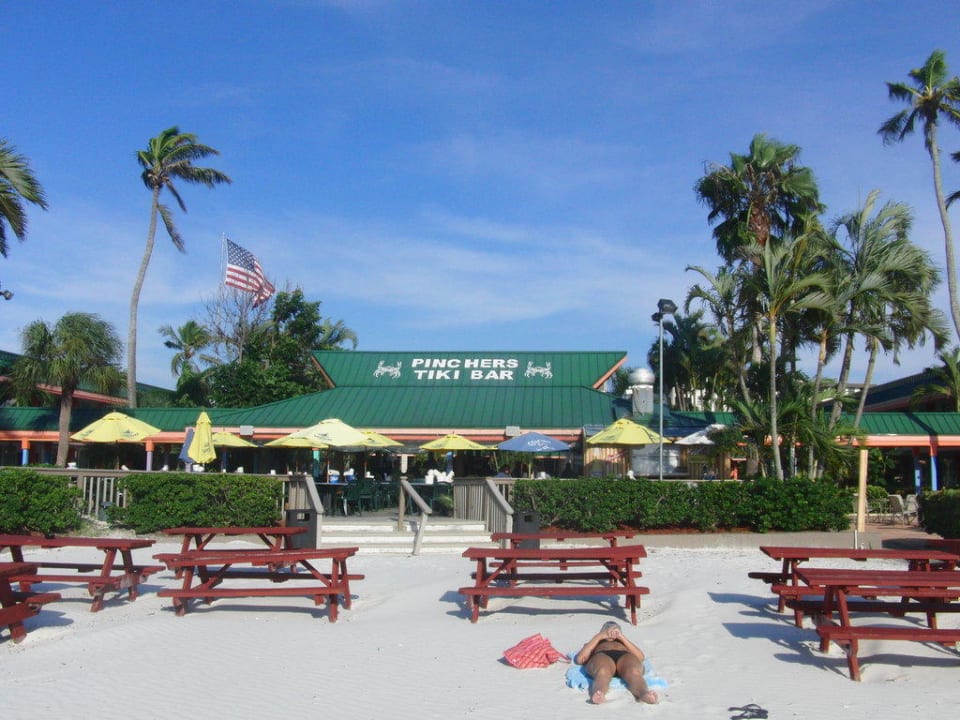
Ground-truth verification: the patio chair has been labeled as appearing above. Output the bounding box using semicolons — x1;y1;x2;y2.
887;494;916;525
343;476;375;516
904;494;919;524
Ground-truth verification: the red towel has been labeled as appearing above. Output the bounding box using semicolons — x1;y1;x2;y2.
502;634;570;669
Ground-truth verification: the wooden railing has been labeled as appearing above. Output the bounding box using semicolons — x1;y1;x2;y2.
453;477;515;535
398;478;433;555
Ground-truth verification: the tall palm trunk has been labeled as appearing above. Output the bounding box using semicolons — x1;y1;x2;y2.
127;186;161;407
830;324;857;428
808;329;830;478
854;337;881;429
768;316;784;480
56;389;74;466
927;125;960;339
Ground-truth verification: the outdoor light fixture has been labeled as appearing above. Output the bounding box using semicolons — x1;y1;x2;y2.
652;298;677;481
0;285;11;301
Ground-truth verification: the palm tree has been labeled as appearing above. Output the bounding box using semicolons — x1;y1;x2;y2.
11;313;123;465
158;320;216;377
685;264;753;405
912;346;960;411
0;138;47;257
127;127;231;406
824;191;946;428
879;49;960;339
695;133;822;262
317;318;359;350
745;237;832;480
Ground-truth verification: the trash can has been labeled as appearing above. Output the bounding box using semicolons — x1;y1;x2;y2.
514;511;541;549
285;508;318;549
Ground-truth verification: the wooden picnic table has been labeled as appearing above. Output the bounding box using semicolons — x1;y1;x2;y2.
0;562;60;643
162;526;307;553
490;530;638;548
753;545;960;622
927;538;960;555
459;544;649;624
153;547;362;621
0;534;161;612
795;567;960;681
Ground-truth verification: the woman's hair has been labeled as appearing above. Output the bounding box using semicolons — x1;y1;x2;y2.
601;621;621;633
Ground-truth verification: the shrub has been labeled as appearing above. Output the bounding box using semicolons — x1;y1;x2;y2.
513;476;849;533
0;468;82;535
918;490;960;538
112;473;285;533
745;477;850;532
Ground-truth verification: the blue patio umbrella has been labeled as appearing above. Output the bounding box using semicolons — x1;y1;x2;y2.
498;432;570;477
179;428;196;466
498;432;570;453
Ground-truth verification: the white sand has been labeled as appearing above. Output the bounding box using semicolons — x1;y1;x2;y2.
3;541;960;719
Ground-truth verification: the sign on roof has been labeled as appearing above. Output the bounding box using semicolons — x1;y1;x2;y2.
312;351;627;389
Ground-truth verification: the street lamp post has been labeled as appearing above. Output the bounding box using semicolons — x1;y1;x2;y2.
652;298;677;481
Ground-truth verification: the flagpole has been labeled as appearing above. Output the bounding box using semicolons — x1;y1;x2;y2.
220;233;227;285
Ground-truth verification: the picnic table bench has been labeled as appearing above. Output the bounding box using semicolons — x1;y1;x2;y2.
0;534;162;612
459;544;649;624
162;526;307;553
153;547;361;621
753;545;960;624
795;567;960;681
0;562;60;643
490;530;638;548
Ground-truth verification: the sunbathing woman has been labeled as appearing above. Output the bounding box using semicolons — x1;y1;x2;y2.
575;621;659;705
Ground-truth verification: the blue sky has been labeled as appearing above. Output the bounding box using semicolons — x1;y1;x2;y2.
4;1;960;389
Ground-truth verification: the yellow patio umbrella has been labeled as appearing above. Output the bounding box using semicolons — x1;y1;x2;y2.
276;417;367;448
420;433;491;451
586;417;662;447
359;430;402;449
71;411;161;443
265;436;328;448
186;411;217;464
211;431;257;448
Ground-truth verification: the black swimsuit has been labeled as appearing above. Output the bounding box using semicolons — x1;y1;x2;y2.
593;648;628;663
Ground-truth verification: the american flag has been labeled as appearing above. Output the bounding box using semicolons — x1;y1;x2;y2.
224;238;275;306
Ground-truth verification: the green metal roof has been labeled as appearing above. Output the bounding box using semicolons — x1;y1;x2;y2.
214;386;622;430
0;406;243;433
855;412;960;436
312;350;626;389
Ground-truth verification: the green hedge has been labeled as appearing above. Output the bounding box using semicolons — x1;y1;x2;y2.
112;473;286;533
512;477;850;533
0;468;82;535
918;490;960;539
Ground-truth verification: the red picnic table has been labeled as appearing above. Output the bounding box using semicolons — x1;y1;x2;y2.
162;526;307;553
752;545;960;623
795;567;960;681
490;530;638;548
0;562;60;643
153;546;362;621
459;544;649;624
0;534;162;612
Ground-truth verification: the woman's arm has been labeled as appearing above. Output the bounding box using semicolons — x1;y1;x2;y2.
615;633;646;662
574;631;607;665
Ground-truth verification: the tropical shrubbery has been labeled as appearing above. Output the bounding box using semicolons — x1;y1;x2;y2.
512;477;851;533
112;473;286;533
0;468;81;535
917;490;960;539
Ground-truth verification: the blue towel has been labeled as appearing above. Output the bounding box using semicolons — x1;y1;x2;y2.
565;653;668;692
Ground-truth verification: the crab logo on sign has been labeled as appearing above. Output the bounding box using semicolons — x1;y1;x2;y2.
373;360;402;379
524;361;553;379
